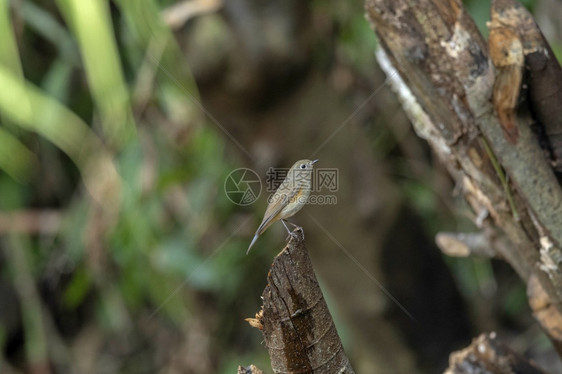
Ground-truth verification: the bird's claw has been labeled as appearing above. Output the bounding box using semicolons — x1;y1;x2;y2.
286;229;304;243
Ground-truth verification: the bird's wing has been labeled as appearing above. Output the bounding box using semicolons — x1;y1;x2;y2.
255;183;301;236
255;194;288;236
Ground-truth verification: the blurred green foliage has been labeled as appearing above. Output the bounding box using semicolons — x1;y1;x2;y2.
0;0;258;371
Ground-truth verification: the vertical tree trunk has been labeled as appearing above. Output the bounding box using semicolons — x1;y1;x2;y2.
246;229;355;373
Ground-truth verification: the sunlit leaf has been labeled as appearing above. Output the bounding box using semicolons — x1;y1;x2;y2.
0;66;121;206
0;127;35;182
56;0;136;146
0;0;24;76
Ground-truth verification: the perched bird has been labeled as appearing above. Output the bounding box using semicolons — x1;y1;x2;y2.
247;159;318;254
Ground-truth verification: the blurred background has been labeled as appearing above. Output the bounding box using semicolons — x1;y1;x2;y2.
1;0;562;373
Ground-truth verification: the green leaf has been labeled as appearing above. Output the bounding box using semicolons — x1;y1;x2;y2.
0;0;24;77
0;127;35;182
0;65;122;205
56;0;136;146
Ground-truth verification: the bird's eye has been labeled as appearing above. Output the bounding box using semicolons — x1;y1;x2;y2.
300;164;306;169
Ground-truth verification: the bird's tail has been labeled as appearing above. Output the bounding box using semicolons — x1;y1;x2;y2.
246;234;259;254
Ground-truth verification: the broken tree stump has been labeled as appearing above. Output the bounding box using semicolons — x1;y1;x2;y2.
246;228;355;374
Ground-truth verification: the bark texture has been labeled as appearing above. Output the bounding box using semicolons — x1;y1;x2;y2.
365;0;562;358
247;229;355;374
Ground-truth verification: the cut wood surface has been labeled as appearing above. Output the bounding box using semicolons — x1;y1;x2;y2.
246;228;355;374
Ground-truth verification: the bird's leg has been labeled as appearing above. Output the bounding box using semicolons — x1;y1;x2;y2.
281;219;293;235
282;219;303;241
284;220;302;230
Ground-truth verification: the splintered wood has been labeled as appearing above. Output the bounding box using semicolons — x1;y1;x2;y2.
248;229;355;374
527;275;562;355
489;26;523;144
489;0;562;170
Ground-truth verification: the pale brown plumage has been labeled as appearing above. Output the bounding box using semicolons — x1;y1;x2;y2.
247;159;317;253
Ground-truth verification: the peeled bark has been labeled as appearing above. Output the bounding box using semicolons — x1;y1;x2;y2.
490;0;562;171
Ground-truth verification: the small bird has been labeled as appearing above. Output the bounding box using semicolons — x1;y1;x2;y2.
247;159;318;253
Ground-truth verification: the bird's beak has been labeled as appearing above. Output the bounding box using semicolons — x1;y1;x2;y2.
311;159;319;165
